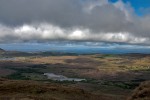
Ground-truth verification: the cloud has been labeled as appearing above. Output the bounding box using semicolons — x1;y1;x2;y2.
0;23;149;44
0;0;150;45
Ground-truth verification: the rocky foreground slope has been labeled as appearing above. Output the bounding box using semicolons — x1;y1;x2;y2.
128;81;150;100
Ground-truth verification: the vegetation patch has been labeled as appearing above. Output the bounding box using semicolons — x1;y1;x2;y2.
5;67;43;80
102;81;139;89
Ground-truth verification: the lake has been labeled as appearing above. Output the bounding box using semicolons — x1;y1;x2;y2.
44;73;86;82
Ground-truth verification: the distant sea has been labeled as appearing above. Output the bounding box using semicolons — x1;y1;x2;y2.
0;43;150;54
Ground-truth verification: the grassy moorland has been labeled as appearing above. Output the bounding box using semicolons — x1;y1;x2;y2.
0;51;150;100
0;79;107;100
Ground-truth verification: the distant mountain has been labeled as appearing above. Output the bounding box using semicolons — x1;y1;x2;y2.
0;48;5;53
0;48;5;51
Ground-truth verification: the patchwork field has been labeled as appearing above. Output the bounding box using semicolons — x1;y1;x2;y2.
0;53;150;100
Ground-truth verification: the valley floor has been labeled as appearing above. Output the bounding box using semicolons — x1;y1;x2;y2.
0;53;150;100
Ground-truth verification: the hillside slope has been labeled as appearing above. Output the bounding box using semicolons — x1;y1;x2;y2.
128;81;150;100
0;79;113;100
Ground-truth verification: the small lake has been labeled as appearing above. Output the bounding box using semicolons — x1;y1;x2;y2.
44;73;86;82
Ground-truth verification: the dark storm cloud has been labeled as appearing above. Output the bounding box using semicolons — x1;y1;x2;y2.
0;0;83;27
0;0;130;32
0;0;150;44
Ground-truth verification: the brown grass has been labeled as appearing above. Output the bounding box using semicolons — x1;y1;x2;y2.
128;81;150;100
0;79;113;100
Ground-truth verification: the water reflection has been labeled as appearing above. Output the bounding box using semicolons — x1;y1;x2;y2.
44;73;86;82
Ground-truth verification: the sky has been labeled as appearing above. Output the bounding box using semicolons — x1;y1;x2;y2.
0;0;150;53
110;0;150;15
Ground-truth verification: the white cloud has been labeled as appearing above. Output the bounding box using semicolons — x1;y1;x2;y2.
0;23;149;45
